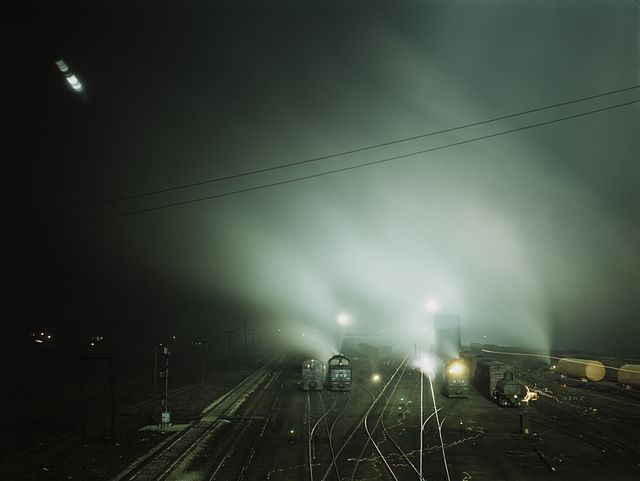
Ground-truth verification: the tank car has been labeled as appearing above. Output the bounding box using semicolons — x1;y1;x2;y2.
328;354;352;391
444;359;471;398
301;359;326;391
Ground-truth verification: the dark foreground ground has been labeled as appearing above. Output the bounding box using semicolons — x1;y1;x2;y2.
2;342;639;481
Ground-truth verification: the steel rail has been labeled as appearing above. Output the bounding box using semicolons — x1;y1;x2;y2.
348;354;410;481
208;363;287;481
120;356;284;481
236;382;285;481
356;359;412;481
320;351;411;481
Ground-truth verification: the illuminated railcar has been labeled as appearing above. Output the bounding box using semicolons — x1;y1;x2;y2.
301;359;326;391
328;354;352;391
444;359;471;398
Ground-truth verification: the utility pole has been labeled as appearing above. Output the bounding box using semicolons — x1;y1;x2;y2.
244;319;248;363
153;344;158;419
78;325;117;443
249;327;255;360
224;330;236;370
80;347;86;446
109;333;115;442
195;340;208;389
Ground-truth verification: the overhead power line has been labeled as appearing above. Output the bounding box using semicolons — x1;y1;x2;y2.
13;97;639;234
4;84;640;223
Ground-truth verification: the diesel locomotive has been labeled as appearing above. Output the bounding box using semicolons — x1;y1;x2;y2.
444;358;471;398
301;359;326;391
328;353;352;391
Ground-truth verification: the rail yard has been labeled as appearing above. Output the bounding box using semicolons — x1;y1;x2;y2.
5;341;639;481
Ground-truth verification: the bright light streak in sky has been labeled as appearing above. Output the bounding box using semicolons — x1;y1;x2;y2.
55;58;84;93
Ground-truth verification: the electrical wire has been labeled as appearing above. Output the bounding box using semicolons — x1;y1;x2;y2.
7;97;639;235
4;84;639;224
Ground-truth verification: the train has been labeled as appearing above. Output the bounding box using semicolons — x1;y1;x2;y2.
327;353;352;391
444;359;471;398
493;371;528;407
301;359;326;391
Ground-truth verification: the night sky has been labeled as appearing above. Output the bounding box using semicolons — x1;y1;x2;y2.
3;1;639;355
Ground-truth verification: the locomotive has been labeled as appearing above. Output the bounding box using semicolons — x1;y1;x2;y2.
493;372;528;407
301;359;326;391
444;359;471;398
328;353;352;391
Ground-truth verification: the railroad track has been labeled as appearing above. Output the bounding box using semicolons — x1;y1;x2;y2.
352;355;415;481
306;390;348;481
114;358;285;481
309;351;412;481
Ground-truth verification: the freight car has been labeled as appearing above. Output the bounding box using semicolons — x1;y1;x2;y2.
444;359;471;398
557;358;605;382
301;359;325;391
328;354;352;391
618;364;640;389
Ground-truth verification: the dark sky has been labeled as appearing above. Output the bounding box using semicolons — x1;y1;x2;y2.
3;0;639;355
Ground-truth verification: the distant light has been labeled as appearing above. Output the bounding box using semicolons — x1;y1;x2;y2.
55;58;84;93
65;73;84;92
289;429;295;434
55;59;70;73
34;339;43;344
415;354;437;375
337;312;350;326
372;374;381;382
424;298;440;313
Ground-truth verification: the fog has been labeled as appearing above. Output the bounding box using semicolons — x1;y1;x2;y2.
3;0;639;356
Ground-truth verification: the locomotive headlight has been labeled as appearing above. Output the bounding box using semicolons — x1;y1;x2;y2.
448;362;464;375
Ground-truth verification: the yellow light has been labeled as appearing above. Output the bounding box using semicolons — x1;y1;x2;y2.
372;374;381;382
522;386;539;403
448;362;463;374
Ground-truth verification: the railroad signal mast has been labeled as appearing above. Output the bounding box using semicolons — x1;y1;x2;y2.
159;345;171;426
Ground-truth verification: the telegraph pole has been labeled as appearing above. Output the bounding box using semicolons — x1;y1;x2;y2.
153;344;158;419
78;325;117;443
224;330;236;370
